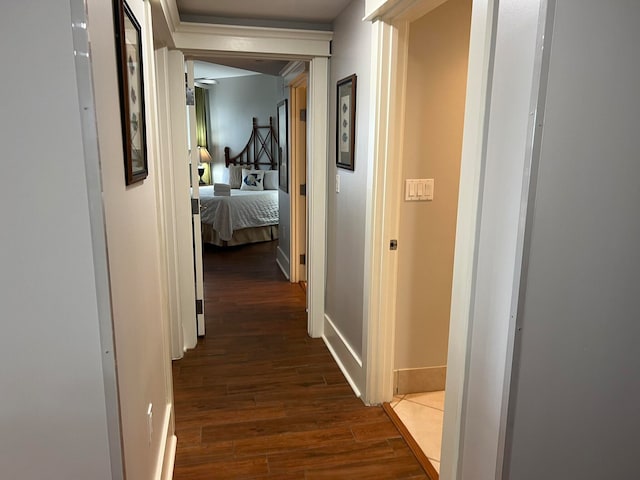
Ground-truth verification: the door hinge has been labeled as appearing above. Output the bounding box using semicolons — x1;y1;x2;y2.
390;239;398;251
300;184;306;196
300;254;306;265
195;299;203;315
191;198;200;215
300;109;307;122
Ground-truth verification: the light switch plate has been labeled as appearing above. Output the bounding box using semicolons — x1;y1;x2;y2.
424;178;434;200
405;178;434;201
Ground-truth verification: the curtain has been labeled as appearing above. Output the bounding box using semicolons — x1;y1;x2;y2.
195;86;208;148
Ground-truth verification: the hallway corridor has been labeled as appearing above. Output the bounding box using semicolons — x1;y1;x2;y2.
172;241;429;479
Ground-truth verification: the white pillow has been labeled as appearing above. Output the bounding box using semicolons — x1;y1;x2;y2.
228;165;243;189
241;169;265;191
264;170;278;190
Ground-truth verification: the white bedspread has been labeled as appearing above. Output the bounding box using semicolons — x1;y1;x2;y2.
199;187;279;241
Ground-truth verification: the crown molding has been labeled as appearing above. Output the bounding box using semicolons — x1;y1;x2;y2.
176;22;333;42
364;0;447;23
151;0;332;59
173;22;332;59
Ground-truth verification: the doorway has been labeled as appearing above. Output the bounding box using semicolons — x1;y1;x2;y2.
386;0;472;475
289;72;309;290
363;0;493;477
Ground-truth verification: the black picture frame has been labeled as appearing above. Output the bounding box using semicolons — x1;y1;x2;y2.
277;99;289;192
336;74;357;171
114;0;148;185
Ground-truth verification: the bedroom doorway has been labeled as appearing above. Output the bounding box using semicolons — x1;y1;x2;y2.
289;72;308;290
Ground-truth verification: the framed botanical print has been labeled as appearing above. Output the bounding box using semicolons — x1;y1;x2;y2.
113;0;148;185
336;74;357;171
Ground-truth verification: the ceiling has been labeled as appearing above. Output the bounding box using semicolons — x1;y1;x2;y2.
179;0;346;79
176;0;352;29
193;59;288;82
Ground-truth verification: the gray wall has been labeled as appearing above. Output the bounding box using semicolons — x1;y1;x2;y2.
505;1;640;478
207;74;284;184
325;0;371;359
0;2;113;478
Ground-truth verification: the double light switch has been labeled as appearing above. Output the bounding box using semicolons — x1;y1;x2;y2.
405;178;434;201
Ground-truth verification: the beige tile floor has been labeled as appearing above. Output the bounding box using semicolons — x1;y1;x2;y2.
391;391;445;473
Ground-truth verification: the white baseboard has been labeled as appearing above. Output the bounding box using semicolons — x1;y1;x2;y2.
322;314;364;397
394;366;447;394
155;403;176;480
276;246;290;280
162;435;177;480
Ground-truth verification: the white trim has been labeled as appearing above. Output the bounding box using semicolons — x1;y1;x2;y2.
497;1;553;475
281;61;307;85
306;57;329;339
173;23;331;60
163;7;332;73
323;315;363;398
153;403;174;480
185;61;205;337
156;0;181;35
162;435;177;480
442;1;496;477
362;19;407;406
176;22;333;42
71;0;124;476
326;315;363;368
365;0;449;22
142;7;178;478
167;49;198;351
276;246;291;280
154;47;185;359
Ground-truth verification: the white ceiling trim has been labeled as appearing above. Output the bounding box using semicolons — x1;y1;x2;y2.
152;0;332;60
173;23;332;59
177;22;333;41
364;0;448;23
153;0;181;33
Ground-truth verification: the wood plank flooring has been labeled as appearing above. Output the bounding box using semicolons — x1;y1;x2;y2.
172;241;429;479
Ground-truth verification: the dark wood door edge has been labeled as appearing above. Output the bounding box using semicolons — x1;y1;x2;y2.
382;402;440;480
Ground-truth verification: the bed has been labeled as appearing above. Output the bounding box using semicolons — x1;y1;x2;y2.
200;117;280;246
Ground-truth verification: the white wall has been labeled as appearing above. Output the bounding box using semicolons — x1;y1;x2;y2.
505;1;640;478
0;1;114;478
207;74;284;183
87;0;175;478
324;0;371;392
394;0;471;371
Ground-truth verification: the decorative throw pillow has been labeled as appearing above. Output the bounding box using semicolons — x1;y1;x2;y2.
228;165;243;189
264;170;278;190
240;169;265;191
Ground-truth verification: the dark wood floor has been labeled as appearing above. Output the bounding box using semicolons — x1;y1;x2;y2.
172;241;428;479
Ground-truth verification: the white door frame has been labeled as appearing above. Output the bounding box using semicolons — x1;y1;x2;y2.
154;48;199;356
362;0;496;478
185;60;206;337
152;12;332;342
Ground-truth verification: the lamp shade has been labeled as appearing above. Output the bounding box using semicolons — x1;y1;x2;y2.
198;146;212;163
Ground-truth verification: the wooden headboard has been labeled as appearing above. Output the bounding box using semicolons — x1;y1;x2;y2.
224;117;279;170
